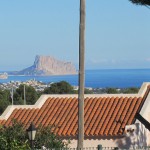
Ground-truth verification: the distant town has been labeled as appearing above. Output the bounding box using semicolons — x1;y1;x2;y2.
0;79;139;94
0;79;49;92
0;79;94;93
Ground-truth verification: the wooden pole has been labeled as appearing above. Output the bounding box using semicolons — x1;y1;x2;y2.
11;86;13;105
78;0;85;149
24;85;26;105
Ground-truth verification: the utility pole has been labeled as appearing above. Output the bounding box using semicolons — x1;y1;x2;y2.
24;85;26;105
78;0;86;149
11;86;14;105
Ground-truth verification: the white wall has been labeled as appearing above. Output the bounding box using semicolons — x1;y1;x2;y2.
68;122;150;149
68;139;118;148
139;92;150;146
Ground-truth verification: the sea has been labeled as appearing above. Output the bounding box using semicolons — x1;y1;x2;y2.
1;69;150;88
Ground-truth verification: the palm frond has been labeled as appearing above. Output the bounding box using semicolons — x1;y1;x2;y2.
129;0;150;5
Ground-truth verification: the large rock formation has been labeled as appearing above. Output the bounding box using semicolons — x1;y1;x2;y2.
18;55;77;76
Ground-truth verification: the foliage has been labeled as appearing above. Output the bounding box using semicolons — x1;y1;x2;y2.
13;84;39;105
106;88;119;94
121;87;139;93
34;125;69;149
129;0;150;5
0;120;69;149
0;90;11;114
43;81;74;94
44;81;93;94
0;120;30;150
93;87;139;94
84;88;93;94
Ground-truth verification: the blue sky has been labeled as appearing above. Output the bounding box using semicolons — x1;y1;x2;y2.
0;0;150;71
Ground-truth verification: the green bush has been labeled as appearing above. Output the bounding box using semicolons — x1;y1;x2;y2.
0;120;69;150
0;120;30;150
35;125;69;149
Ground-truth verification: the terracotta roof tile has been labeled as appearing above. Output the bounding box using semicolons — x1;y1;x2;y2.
17;109;28;122
0;120;6;125
127;97;142;124
0;86;149;138
86;98;100;136
99;97;115;135
23;109;35;126
35;99;52;126
57;98;74;136
114;97;132;135
61;98;77;136
21;109;32;124
4;109;18;126
63;98;78;136
104;97;121;135
94;97;110;135
108;97;128;135
89;98;103;135
45;98;63;127
67;101;78;136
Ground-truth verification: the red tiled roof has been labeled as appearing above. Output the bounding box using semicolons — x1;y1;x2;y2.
0;96;143;137
0;86;149;138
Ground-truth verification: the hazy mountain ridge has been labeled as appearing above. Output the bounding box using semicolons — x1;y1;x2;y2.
9;55;77;76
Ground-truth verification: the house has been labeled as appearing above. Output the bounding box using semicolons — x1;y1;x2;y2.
0;82;150;148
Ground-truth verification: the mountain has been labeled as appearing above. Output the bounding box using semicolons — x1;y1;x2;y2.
12;55;77;76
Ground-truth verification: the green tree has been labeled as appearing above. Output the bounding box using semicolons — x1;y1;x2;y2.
43;81;74;94
0;90;11;114
14;84;39;105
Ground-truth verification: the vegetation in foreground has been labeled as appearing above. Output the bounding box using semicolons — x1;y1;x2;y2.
0;120;69;150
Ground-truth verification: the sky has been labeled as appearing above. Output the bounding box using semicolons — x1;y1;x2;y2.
0;0;150;71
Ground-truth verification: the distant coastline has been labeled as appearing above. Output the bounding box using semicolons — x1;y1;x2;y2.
8;73;78;77
1;69;150;88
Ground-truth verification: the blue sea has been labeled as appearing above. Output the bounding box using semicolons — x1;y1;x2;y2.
1;69;150;88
